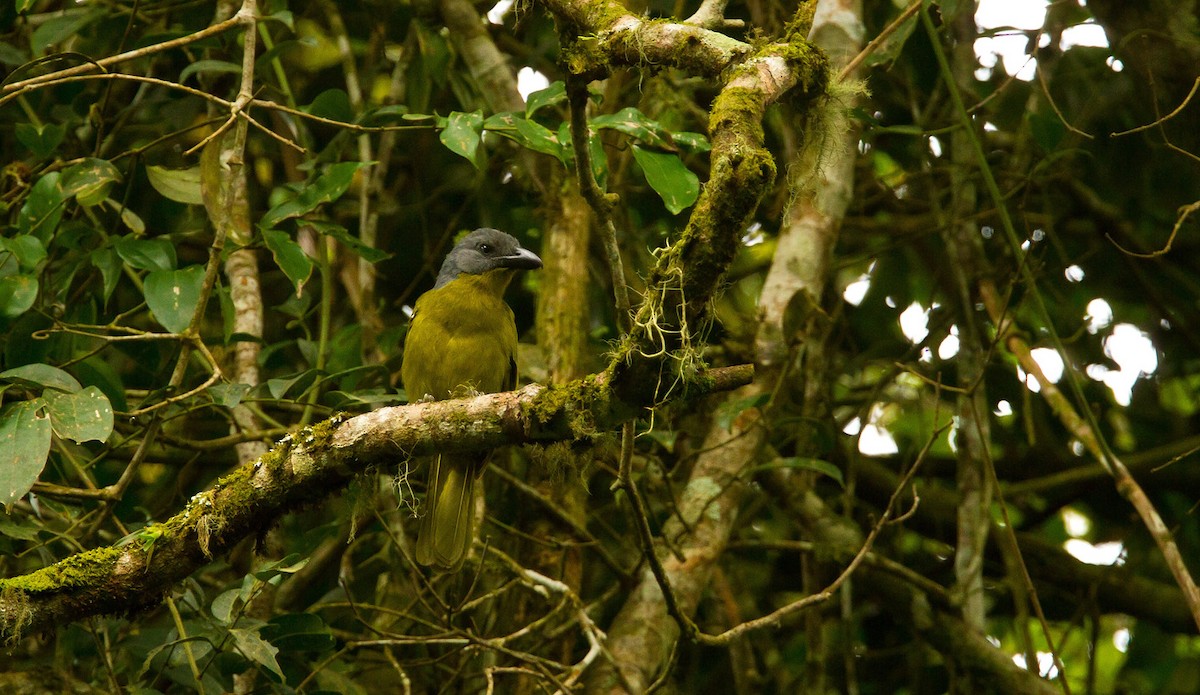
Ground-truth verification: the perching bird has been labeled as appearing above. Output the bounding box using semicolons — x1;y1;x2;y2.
401;228;542;571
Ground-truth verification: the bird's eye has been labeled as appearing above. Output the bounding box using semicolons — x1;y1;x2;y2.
477;243;493;254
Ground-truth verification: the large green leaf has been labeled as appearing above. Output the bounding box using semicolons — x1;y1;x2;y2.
305;88;354;123
30;8;101;55
115;236;176;272
0;363;82;393
263;230;313;296
43;386;114;443
438;110;484;168
0;401;52;510
144;265;206;334
631;145;699;214
0;235;47;271
146;165;204;205
259;162;370;230
0;274;38;319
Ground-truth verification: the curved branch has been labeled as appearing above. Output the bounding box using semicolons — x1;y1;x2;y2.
0;365;752;639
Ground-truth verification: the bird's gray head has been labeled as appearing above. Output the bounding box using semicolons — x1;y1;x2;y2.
434;228;543;288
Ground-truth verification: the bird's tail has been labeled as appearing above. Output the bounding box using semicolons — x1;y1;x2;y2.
416;454;478;572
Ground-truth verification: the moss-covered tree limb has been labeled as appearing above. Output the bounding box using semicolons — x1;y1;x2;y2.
0;365;752;639
540;0;830;402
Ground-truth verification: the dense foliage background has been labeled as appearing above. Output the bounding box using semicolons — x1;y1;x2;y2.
0;0;1198;693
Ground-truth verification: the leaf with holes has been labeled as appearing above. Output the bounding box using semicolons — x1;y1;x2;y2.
438;111;484;168
43;386;114;443
230;627;284;681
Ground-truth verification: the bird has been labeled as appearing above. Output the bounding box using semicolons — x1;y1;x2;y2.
401;228;542;571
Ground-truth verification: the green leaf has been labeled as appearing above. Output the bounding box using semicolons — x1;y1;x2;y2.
43;386;113;443
0;401;52;510
484;112;564;161
361;104;410;125
309;220;390;263
259;162;370;230
514;117;566;162
0;517;40;541
0;41;28;66
672;131;711;154
144;265;206;333
525;80;566;117
211;587;243;624
31;9;101;55
72;356;128;412
115;236;176;272
15;122;65;159
209;383;251;409
589;131;608;188
15;1;37;14
261;612;336;653
591;107;674;149
252;554;309;580
266;371;317;399
262;230;313;296
305;88;354;123
262;9;295;30
872;150;907;188
61;158;122;207
91;247;121;302
631;145;699;215
752;457;845;488
229;628;284;680
146;165;204;205
0;363;81;392
0;235;47;271
438;110;484;168
105;198;146;234
0;274;38;319
179;59;241;84
17;172;65;237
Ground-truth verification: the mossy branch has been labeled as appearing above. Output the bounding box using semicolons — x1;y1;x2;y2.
0;364;752;639
544;0;831;400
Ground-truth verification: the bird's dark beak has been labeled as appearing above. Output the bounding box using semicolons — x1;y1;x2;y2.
499;247;543;271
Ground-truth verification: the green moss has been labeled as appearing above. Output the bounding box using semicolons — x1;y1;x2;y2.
0;545;122;595
525;376;610;438
709;86;767;145
782;2;817;42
